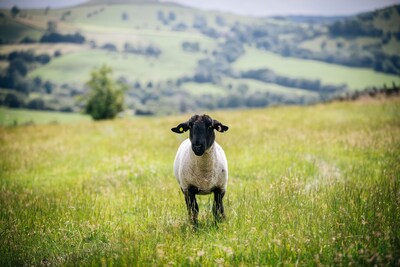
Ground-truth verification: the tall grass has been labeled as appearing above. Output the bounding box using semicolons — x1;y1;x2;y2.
0;107;90;126
0;99;399;266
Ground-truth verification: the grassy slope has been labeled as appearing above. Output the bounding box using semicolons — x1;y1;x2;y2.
225;77;320;97
29;45;206;84
0;107;90;126
4;3;399;96
0;99;399;266
0;43;87;56
27;4;218;85
182;82;228;96
234;46;400;90
70;3;255;31
0;17;44;42
300;34;400;57
299;6;400;61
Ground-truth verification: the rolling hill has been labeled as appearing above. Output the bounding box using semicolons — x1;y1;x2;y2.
0;1;399;114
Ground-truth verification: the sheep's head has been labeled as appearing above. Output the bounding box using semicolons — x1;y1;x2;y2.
171;114;228;156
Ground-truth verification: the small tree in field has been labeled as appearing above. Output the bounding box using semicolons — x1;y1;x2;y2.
11;5;20;18
85;65;125;120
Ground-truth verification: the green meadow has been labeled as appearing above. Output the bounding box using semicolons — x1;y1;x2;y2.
29;44;204;85
224;78;320;98
233;47;400;91
1;99;399;266
0;19;43;42
0;107;90;126
27;25;217;85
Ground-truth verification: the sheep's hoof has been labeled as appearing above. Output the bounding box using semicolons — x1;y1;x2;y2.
212;206;225;222
214;214;225;223
188;214;198;227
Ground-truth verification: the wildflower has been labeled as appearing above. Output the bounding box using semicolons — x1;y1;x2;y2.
197;250;205;257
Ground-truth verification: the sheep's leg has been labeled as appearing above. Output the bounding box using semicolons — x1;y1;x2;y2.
212;188;225;221
184;187;199;225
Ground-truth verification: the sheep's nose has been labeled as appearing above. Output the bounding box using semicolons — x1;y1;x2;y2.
192;144;205;156
193;144;204;151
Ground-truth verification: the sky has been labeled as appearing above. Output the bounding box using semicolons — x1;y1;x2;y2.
0;0;399;16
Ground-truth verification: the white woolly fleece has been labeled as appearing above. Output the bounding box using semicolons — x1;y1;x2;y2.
174;138;228;194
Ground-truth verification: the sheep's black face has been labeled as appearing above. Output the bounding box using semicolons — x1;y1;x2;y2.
189;115;215;156
171;114;229;156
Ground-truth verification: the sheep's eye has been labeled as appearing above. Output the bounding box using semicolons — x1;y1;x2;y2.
208;125;213;129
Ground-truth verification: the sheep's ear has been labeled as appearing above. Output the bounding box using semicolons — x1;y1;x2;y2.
213;120;229;133
171;123;190;134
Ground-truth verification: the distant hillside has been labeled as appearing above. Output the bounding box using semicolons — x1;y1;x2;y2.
0;2;399;115
266;5;400;75
272;15;348;24
83;0;161;5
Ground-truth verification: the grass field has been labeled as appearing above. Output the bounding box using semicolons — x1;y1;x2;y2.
0;43;88;56
234;47;400;91
29;47;201;85
28;27;214;85
224;77;320;98
0;18;44;43
1;99;399;266
63;3;256;32
0;107;90;126
182;82;228;96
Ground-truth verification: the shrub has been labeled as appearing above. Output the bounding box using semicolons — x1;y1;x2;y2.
35;54;51;64
20;36;37;44
27;98;45;110
84;65;125;120
54;50;62;57
101;43;117;52
11;5;20;18
4;92;25;108
40;32;85;44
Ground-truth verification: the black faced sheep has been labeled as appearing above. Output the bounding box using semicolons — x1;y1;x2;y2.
171;114;229;225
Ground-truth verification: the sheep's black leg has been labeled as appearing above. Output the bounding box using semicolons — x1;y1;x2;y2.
184;186;199;225
212;188;225;221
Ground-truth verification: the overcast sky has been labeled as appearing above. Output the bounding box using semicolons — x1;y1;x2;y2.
0;0;399;16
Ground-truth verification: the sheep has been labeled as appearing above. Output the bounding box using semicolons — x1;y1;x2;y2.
171;114;229;225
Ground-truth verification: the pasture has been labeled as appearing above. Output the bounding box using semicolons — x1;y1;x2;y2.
0;107;90;126
0;99;399;266
233;47;400;91
28;29;214;85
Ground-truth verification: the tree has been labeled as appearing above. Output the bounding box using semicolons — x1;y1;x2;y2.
35;54;51;64
47;20;58;33
101;43;117;51
20;36;36;44
122;12;129;21
157;10;164;21
11;5;20;18
4;92;25;108
8;59;28;77
54;50;62;57
44;81;54;94
27;98;45;110
168;11;176;21
40;32;85;44
84;65;125;120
